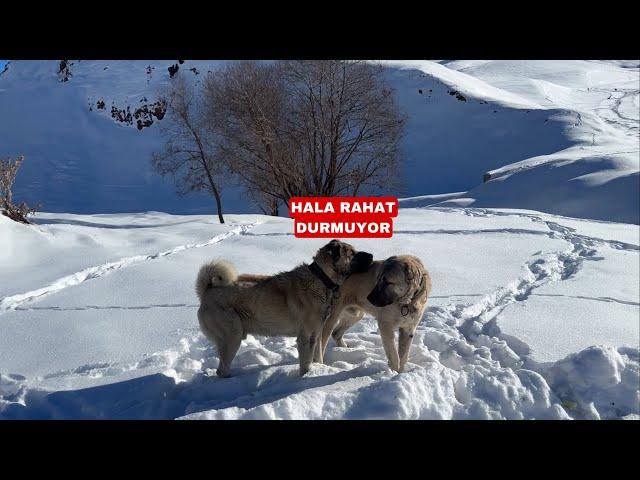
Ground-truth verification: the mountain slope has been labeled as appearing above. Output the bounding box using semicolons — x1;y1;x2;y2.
1;60;638;222
0;60;242;214
393;60;639;223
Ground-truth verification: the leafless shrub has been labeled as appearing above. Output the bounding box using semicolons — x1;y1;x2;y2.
0;156;38;224
153;61;405;217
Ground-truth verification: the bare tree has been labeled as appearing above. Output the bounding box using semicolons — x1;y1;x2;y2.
152;75;226;223
202;60;405;213
282;60;405;197
248;189;281;216
0;156;38;224
202;61;295;213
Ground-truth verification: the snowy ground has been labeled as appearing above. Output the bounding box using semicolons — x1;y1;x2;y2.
1;208;637;419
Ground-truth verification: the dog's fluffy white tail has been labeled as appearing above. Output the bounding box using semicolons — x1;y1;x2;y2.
195;260;238;300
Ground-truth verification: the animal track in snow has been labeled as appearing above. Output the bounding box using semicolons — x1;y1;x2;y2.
0;223;256;313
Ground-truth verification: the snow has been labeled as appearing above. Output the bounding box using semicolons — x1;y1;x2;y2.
0;60;637;419
1;60;638;223
0;60;245;214
389;60;639;224
1;208;638;419
499;246;639;363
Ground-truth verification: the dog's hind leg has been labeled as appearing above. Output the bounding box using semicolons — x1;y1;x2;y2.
331;307;364;348
215;315;243;378
216;333;242;378
331;324;349;348
312;326;325;364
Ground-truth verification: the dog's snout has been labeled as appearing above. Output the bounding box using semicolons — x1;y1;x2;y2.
351;251;373;273
367;288;385;307
366;290;378;305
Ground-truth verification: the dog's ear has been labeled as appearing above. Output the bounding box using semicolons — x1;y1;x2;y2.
404;261;415;281
404;262;426;303
384;256;398;269
412;274;427;302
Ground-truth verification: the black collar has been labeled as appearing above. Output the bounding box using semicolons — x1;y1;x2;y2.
308;262;340;292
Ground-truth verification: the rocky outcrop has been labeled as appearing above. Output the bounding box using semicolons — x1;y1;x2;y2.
107;99;168;131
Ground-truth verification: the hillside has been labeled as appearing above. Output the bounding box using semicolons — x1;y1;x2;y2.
1;60;637;222
394;60;639;224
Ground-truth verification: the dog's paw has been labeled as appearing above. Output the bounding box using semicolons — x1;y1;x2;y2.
216;368;232;378
388;363;402;374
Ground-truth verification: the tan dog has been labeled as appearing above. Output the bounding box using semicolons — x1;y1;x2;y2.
239;255;431;373
195;240;373;377
318;255;431;373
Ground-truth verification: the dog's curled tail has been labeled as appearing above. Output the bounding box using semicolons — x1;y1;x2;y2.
195;260;238;300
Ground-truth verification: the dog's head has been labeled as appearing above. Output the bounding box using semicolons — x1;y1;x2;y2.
366;256;426;308
314;239;373;279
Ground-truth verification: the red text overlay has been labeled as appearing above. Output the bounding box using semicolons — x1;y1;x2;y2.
289;197;398;238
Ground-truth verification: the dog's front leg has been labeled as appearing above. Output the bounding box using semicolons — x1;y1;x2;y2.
379;322;400;373
312;326;324;364
297;329;316;376
318;310;341;363
398;325;416;373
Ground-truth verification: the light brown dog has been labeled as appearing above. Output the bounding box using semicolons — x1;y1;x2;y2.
195;240;373;377
318;255;431;373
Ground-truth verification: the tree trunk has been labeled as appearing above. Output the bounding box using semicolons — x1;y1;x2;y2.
198;148;225;224
211;183;225;223
203;163;224;223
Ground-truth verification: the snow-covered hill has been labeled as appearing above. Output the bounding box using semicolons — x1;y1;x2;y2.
0;60;242;214
1;60;638;222
1;209;638;419
394;60;639;224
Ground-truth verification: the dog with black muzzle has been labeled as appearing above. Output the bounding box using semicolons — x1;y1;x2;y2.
318;255;431;373
195;240;373;377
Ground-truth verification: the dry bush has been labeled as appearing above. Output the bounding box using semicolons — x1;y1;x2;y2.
0;156;38;224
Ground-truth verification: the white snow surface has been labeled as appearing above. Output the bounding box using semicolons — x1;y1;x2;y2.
1;60;638;222
1;208;638;420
